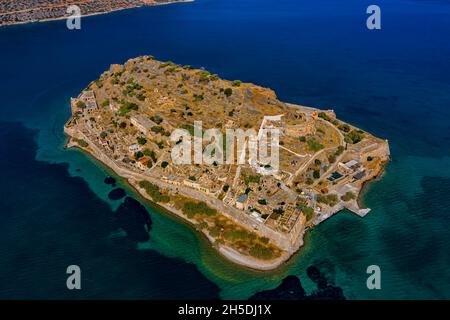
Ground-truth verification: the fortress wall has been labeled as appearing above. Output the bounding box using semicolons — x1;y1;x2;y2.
361;140;390;160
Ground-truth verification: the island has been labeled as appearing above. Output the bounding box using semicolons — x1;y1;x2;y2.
64;56;390;270
0;0;187;27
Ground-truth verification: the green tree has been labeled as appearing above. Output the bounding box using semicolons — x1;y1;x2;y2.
135;151;144;159
313;170;321;179
224;88;233;97
328;154;337;163
137;137;147;145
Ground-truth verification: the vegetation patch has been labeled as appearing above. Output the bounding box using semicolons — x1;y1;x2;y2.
139;180;170;203
317;193;339;207
307;137;324;151
182;201;217;218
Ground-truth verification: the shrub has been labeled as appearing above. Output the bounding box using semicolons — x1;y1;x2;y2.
196;222;208;230
231;80;241;87
223;229;253;241
159;61;174;69
209;226;221;237
307;138;324;151
193;94;204;101
150;126;164;134
313;170;321;179
302;206;314;221
243;175;261;184
135;151;144;159
143;149;157;162
341;191;356;202
338;124;351;133
182;201;217;217
137;137;147;145
224;88;233;97
150;115;163;124
77;139;88;147
318;112;331;122
345;130;364;144
161;161;169;168
336;145;345;156
138;180;170;203
317;193;339;207
118;101;138;116
76;101;86;109
249;244;274;260
328;154;337;163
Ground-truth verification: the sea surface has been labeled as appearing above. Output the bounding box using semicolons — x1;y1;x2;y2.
0;0;449;299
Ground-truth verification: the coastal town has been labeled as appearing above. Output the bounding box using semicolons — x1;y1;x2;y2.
64;56;390;270
0;0;184;26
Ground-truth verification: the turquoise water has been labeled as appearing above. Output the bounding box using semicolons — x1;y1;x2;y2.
0;0;449;299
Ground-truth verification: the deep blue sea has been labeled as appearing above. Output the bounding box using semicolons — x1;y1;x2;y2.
0;0;449;299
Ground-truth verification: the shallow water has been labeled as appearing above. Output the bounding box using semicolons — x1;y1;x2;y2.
0;0;449;299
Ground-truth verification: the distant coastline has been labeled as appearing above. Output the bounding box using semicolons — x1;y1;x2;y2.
0;0;193;28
